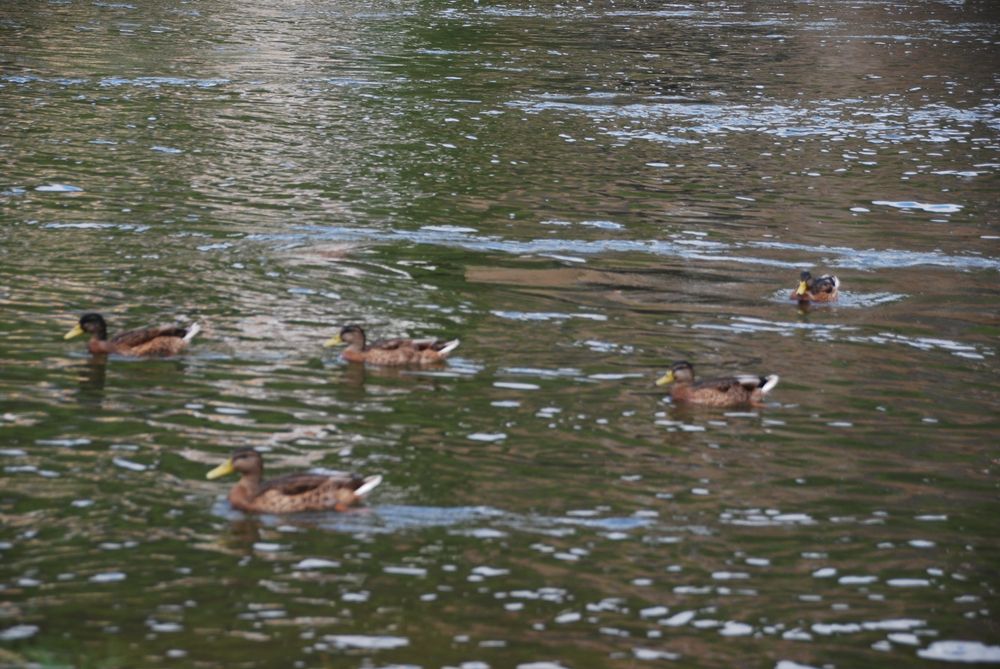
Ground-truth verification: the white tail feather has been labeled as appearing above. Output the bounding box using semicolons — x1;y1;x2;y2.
183;322;202;343
760;374;780;394
437;339;460;357
355;474;382;498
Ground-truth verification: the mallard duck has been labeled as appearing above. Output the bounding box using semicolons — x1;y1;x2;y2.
791;270;839;303
655;361;779;407
64;313;200;357
206;447;382;514
324;324;460;366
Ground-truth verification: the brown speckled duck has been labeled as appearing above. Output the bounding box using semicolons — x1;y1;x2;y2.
206;447;381;514
791;270;840;303
655;360;779;407
64;313;200;357
324;324;460;366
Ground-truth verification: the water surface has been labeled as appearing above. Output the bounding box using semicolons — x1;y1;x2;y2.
1;0;999;667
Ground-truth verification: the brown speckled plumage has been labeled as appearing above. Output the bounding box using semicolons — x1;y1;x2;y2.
206;448;380;514
65;313;199;357
791;271;839;303
656;361;779;407
326;324;459;366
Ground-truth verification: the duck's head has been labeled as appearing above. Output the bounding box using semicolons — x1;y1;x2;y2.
206;447;263;480
795;270;813;297
64;313;107;340
324;324;366;348
656;360;694;386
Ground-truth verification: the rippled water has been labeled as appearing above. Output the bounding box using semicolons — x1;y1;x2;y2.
2;0;999;667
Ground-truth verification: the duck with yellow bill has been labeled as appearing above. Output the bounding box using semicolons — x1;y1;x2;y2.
206;447;381;514
324;324;459;366
656;360;779;407
64;313;200;357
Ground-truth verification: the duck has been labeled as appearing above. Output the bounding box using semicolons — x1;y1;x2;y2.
206;447;382;514
324;324;460;366
64;313;200;357
791;270;839;303
655;360;779;407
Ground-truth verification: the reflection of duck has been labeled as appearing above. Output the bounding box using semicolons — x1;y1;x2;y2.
656;361;779;407
64;313;200;357
74;357;108;407
206;448;381;513
791;271;839;304
324;325;459;366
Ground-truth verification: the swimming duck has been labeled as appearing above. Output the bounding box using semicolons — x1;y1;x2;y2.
791;271;839;303
206;447;382;514
64;313;200;357
655;360;779;407
324;324;460;365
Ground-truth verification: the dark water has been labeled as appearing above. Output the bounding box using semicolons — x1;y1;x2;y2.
2;0;999;666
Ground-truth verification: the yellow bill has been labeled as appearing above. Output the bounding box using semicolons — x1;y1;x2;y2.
64;324;85;340
796;280;809;296
655;371;675;387
206;459;235;480
323;334;343;348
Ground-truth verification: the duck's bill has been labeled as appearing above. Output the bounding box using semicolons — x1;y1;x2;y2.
323;334;342;348
206;459;234;480
63;324;85;340
655;371;674;387
795;280;809;296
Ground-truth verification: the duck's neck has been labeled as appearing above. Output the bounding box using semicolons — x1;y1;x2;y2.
87;325;112;354
346;334;367;353
236;471;263;498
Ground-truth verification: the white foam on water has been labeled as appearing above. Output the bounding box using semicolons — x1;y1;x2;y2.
634;648;681;660
294;558;340;570
384;566;428;577
720;622;754;637
872;199;963;213
640;606;669;618
324;635;409;650
0;625;39;641
467;432;507;442
660;610;696;627
35;183;83;192
918;641;1000;663
112;457;147;472
493;382;540;390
